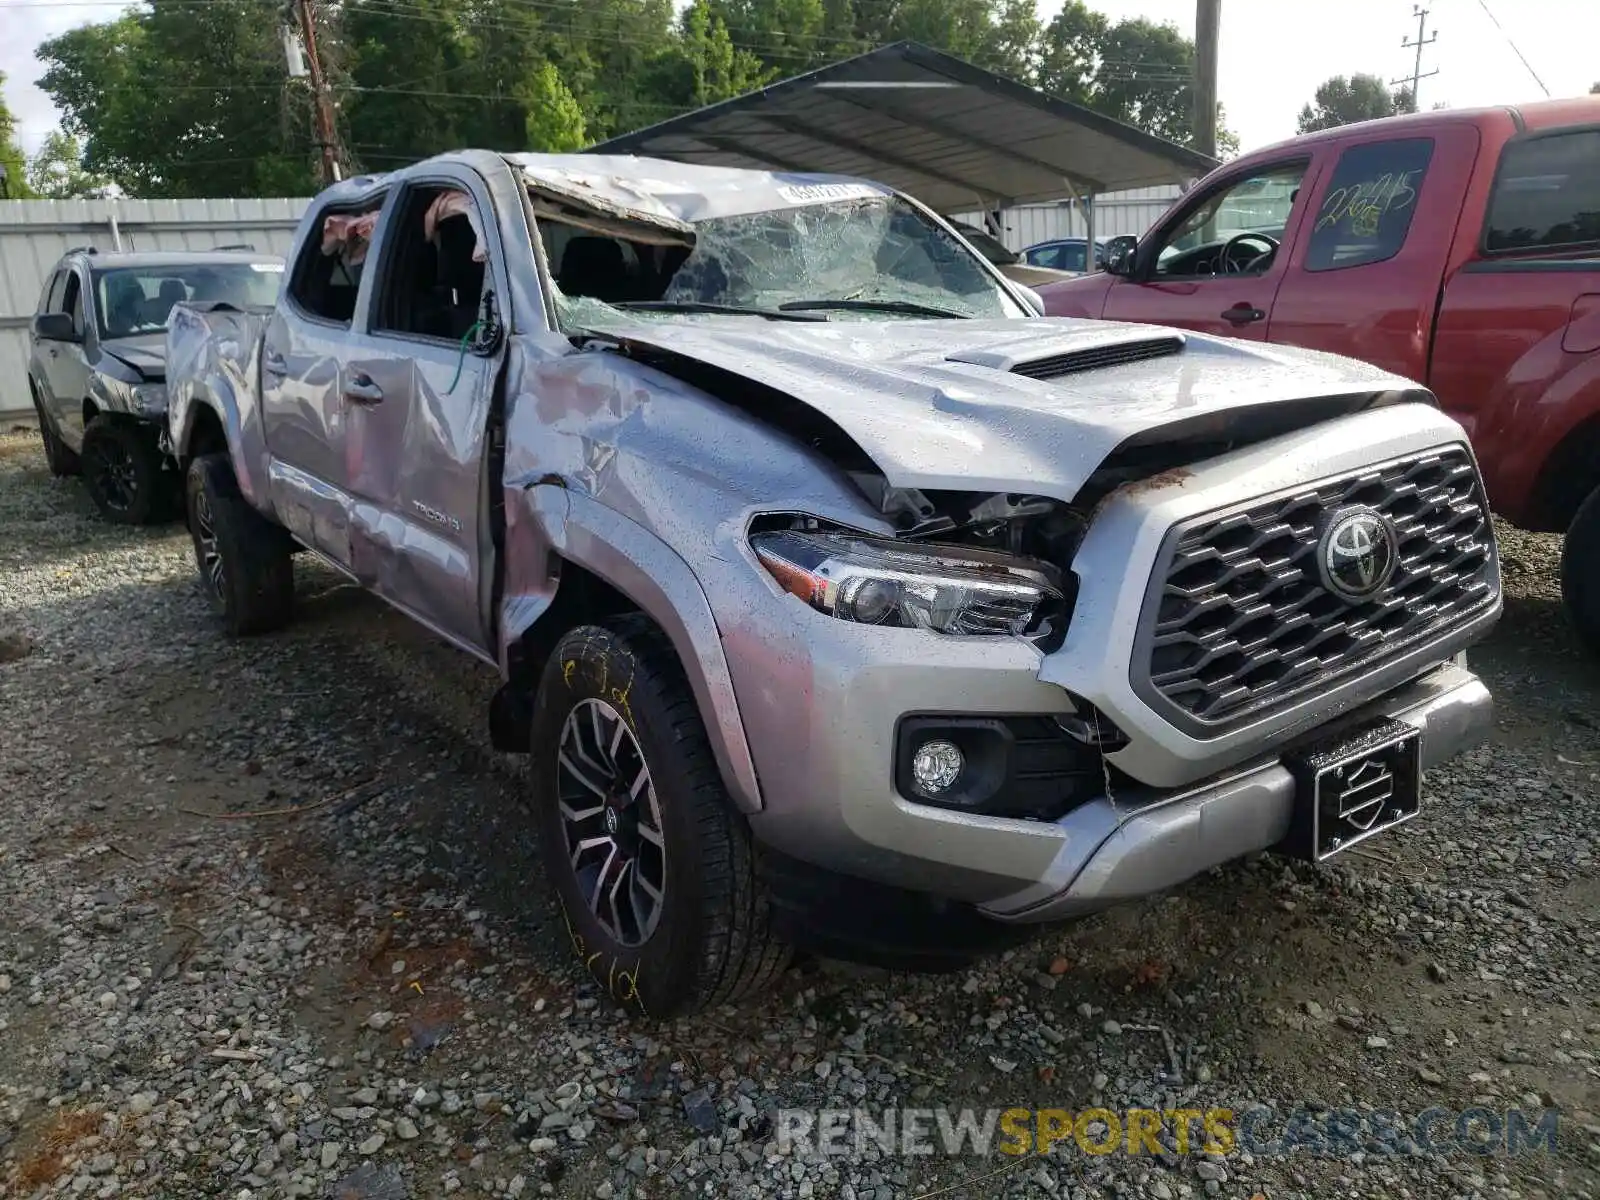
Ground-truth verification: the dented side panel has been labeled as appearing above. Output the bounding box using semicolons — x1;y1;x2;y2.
497;331;891;813
166;304;276;506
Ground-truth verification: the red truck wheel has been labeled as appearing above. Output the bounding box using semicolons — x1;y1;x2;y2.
1562;486;1600;657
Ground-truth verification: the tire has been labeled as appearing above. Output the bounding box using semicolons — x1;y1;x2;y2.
81;415;179;524
1562;483;1600;657
32;396;80;477
186;453;294;636
530;616;791;1017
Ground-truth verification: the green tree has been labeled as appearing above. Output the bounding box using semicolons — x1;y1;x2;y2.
523;61;588;151
1035;1;1106;105
1297;74;1412;134
26;130;113;198
342;0;474;170
707;0;828;71
850;0;1037;78
1035;11;1234;156
37;1;318;198
1091;18;1196;144
682;0;774;106
1;70;39;198
540;0;681;142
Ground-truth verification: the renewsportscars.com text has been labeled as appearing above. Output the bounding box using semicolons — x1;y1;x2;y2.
775;1105;1560;1159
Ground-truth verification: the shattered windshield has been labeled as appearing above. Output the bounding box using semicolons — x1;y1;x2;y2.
545;194;1021;329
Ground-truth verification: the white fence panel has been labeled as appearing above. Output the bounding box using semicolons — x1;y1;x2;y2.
1;197;311;420
954;185;1183;252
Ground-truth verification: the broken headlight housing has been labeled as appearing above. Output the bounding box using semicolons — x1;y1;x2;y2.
750;527;1064;637
130;382;168;415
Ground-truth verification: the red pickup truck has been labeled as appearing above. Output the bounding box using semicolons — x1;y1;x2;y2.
1040;97;1600;650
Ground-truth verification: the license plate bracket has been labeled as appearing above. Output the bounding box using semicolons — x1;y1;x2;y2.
1283;719;1422;861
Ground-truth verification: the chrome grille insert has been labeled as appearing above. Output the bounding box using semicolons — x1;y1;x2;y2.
1134;446;1497;733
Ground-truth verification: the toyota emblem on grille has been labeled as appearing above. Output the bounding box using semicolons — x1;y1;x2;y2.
1317;506;1398;602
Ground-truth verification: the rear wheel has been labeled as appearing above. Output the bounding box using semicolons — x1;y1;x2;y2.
80;415;178;524
186;453;294;636
529;616;790;1017
32;396;79;478
1562;484;1600;657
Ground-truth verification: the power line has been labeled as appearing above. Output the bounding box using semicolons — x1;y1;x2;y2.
1472;0;1550;97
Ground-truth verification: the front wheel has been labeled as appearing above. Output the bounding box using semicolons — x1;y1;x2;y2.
186;454;294;636
529;616;791;1017
1562;484;1600;658
81;415;179;524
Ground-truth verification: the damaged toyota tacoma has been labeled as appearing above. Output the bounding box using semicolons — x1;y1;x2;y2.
164;151;1502;1017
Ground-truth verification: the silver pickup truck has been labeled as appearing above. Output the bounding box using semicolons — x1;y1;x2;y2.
165;150;1501;1017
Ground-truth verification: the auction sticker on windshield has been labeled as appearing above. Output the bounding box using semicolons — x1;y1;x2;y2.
250;263;286;273
776;182;885;206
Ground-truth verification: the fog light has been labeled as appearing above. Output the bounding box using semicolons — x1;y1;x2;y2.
911;739;964;796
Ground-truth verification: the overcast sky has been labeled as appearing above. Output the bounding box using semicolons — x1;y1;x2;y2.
3;0;1597;160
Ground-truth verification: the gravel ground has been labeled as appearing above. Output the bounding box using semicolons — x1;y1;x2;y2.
0;424;1596;1200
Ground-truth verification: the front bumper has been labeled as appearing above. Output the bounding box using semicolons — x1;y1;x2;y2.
732;406;1499;917
979;660;1489;922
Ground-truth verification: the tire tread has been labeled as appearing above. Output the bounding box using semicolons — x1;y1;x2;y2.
188;454;294;637
547;614;789;1015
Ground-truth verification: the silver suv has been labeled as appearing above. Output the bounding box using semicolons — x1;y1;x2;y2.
164;152;1501;1016
27;247;283;522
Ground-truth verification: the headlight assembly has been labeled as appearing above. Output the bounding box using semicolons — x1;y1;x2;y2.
750;527;1063;637
131;382;168;414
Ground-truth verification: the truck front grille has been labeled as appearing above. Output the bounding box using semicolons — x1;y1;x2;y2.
1136;446;1497;733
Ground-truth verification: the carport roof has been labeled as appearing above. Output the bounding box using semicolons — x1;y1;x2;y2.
588;41;1219;212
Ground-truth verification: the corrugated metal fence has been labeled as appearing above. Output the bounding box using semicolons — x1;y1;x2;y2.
954;185;1182;250
0;197;310;420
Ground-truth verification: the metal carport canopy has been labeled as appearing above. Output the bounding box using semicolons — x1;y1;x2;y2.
588;41;1219;213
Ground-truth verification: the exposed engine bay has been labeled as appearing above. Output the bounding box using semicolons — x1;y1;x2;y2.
850;474;1087;571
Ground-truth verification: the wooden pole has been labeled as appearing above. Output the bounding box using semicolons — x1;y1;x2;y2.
1192;0;1221;159
295;0;342;184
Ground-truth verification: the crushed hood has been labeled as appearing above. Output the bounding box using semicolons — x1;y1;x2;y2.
100;335;167;381
602;316;1432;499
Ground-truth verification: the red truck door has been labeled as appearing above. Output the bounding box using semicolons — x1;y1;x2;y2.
1429;122;1600;525
1268;125;1482;380
1100;156;1323;338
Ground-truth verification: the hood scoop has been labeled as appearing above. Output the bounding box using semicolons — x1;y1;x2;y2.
947;332;1185;381
1010;335;1185;380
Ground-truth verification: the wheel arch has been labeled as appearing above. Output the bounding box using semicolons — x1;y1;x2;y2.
500;489;764;815
172;385;268;509
1526;410;1600;534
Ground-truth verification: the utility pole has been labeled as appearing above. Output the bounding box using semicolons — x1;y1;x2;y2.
1391;5;1438;112
1192;0;1221;159
292;0;342;184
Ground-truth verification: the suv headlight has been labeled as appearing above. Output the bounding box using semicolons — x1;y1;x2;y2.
131;382;168;414
750;528;1063;636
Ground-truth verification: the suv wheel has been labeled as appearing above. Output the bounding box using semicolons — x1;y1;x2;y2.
81;415;179;524
186;454;294;636
1562;484;1600;656
32;397;80;477
530;616;790;1017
